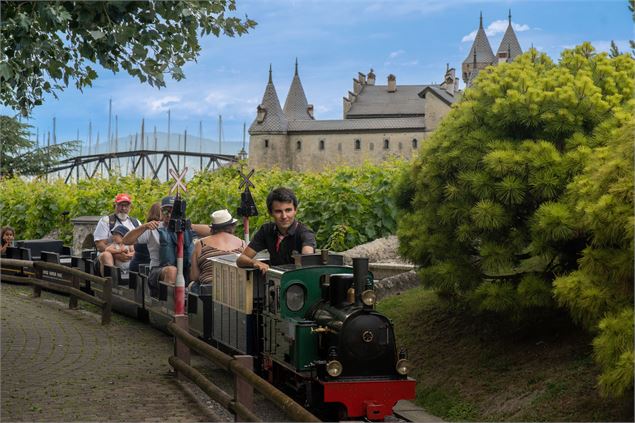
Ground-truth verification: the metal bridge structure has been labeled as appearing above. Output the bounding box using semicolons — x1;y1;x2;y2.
47;149;241;183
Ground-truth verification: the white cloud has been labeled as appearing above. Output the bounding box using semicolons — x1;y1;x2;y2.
388;49;405;59
462;20;530;43
147;96;181;113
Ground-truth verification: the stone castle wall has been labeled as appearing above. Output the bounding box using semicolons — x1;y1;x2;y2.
249;130;428;171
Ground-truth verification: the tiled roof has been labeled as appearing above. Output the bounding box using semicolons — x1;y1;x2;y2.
285;117;426;133
497;22;523;59
283;61;313;120
345;85;426;117
249;67;288;133
418;85;456;105
463;14;496;65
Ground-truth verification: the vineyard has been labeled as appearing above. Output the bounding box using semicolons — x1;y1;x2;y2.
0;160;405;252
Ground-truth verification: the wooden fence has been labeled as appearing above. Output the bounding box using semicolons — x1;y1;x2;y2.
168;321;321;422
0;258;112;324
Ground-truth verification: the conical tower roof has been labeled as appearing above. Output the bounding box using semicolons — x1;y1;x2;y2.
497;10;522;60
283;59;313;120
463;12;496;65
250;65;287;133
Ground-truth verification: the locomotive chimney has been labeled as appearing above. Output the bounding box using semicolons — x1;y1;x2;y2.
352;257;369;305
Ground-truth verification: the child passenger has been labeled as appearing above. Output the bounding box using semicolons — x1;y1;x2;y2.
106;225;135;274
1;226;15;255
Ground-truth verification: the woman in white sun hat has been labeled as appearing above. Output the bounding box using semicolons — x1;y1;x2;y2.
189;209;246;291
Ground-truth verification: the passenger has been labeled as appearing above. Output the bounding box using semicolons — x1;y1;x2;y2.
237;187;316;274
123;196;210;295
189;209;246;292
1;226;15;255
128;202;160;272
93;193;141;276
106;225;135;274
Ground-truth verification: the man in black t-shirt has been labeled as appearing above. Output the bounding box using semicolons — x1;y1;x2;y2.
237;187;316;273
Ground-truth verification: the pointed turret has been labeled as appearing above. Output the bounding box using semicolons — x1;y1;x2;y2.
462;12;496;84
250;65;287;133
496;10;522;61
283;59;314;120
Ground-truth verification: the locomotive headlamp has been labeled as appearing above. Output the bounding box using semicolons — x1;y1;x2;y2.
361;290;377;306
285;283;305;312
396;359;411;375
326;360;343;377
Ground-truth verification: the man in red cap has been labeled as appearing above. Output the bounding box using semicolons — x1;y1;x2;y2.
93;193;141;276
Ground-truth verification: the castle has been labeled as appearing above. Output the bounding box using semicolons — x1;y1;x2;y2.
248;12;522;172
462;11;523;86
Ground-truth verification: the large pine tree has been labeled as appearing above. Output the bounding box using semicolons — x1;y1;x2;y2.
396;44;634;396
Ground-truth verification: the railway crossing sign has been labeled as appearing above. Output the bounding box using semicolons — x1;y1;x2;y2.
238;168;255;190
237;168;258;218
237;168;258;243
169;167;188;194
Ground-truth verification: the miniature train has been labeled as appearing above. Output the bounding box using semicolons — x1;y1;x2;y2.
2;241;415;421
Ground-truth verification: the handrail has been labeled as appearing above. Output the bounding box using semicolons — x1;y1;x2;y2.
2;274;105;306
1;258;34;268
0;258;112;325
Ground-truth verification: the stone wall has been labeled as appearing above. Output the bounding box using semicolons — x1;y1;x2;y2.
71;216;101;255
424;93;451;131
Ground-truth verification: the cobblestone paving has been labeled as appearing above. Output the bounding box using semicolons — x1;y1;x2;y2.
0;283;209;422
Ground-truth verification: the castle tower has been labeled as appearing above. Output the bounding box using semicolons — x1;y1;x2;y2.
283;59;314;120
496;10;523;63
248;65;290;169
462;12;496;86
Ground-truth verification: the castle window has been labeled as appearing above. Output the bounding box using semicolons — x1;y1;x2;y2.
399;142;403;150
412;138;418;149
354;139;361;150
370;142;374;151
264;139;269;148
338;143;342;152
384;139;390;149
319;139;325;151
296;140;302;151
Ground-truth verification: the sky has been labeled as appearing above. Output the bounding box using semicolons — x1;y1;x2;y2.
3;0;633;153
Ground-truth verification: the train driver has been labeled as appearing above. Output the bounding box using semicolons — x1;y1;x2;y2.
236;187;316;274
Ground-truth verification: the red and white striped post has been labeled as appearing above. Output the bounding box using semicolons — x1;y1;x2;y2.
243;216;250;244
169;168;190;375
175;228;185;315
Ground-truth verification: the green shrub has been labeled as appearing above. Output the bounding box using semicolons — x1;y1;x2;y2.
0;161;404;251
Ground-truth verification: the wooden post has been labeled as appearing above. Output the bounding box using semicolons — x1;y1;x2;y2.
174;314;190;380
33;267;42;298
101;277;112;325
69;274;79;309
234;355;254;420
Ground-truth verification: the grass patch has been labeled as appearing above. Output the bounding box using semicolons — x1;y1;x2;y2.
377;286;634;422
416;385;477;421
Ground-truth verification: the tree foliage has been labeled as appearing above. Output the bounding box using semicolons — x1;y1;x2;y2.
396;44;634;396
0;115;79;177
1;1;256;115
552;117;634;396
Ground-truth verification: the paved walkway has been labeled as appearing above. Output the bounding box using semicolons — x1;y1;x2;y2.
0;283;209;422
